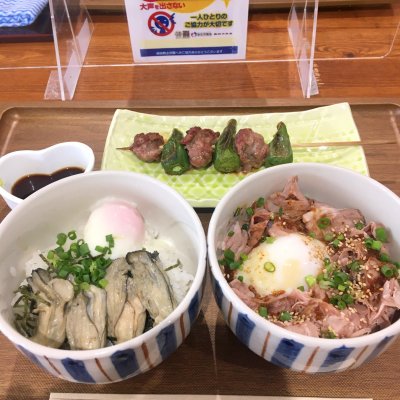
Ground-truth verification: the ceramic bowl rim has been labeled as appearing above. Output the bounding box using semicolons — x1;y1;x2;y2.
207;162;400;349
0;170;207;360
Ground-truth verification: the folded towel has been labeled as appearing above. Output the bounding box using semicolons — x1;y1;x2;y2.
0;0;48;27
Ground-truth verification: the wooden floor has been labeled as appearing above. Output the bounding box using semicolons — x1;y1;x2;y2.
0;3;399;102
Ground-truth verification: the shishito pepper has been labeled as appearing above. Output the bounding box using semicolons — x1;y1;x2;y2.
214;119;241;173
264;122;293;167
161;128;190;175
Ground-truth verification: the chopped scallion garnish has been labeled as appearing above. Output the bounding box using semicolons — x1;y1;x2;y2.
355;221;364;230
246;207;254;217
305;275;316;287
258;306;268;318
256;197;265;207
56;233;67;246
317;217;331;229
375;227;388;243
279;311;292;322
263;262;276;272
381;265;395;278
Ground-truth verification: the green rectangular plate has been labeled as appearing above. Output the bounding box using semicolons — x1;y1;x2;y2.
101;103;369;207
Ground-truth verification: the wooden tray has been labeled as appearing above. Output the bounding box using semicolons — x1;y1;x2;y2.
0;101;400;400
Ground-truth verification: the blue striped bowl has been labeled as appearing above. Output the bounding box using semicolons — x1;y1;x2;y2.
0;171;207;383
208;163;400;373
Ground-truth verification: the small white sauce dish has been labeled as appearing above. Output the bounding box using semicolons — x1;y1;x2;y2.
0;142;95;209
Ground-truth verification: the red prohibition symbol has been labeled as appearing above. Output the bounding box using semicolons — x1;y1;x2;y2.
148;11;176;36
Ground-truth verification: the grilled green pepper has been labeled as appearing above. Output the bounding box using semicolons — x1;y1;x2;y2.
161;128;190;175
213;119;241;173
264;122;293;167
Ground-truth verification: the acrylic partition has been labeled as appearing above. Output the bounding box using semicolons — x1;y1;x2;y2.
43;0;319;100
45;0;94;100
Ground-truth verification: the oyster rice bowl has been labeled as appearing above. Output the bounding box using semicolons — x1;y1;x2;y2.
0;171;207;383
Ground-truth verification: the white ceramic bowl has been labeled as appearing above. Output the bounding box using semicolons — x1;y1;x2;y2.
0;171;207;383
208;163;400;373
0;142;95;209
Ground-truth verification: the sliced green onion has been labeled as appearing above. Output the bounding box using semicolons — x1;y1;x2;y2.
79;243;90;256
375;227;388;243
80;282;90;291
355;221;365;230
263;262;276;272
68;230;77;240
224;249;235;262
56;233;67;246
229;261;242;270
256;197;265;207
241;223;249;231
324;257;331;266
348;260;360;272
371;240;383;251
379;253;390;262
265;236;275;244
258;306;268;318
309;231;316;238
324;233;334;242
364;238;373;248
246;207;254;217
381;265;395;278
297;285;305;292
58;251;70;260
278;207;283;217
95;245;105;253
331;239;341;248
47;250;55;260
317;217;331;229
336;233;345;241
319;280;332;290
342;293;354;305
238;275;244;282
98;279;108;288
106;234;114;248
58;268;70;279
337;300;347;310
227;230;234;237
337;284;346;292
305;275;316;287
279;311;292;322
240;253;248;261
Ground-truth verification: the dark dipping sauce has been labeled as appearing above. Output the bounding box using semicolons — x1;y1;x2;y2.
11;167;84;200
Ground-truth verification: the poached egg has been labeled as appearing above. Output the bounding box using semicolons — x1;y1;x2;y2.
239;233;328;296
84;200;145;259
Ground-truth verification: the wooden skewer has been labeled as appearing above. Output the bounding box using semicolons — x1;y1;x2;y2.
292;139;396;148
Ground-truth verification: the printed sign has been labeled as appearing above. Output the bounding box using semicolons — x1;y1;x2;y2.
124;0;250;63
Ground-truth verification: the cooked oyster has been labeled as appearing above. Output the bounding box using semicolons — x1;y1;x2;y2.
104;257;131;337
85;285;107;347
105;257;147;343
66;286;107;350
28;269;74;348
114;277;146;343
126;250;177;324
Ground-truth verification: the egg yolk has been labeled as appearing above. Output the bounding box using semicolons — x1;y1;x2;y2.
239;233;328;296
